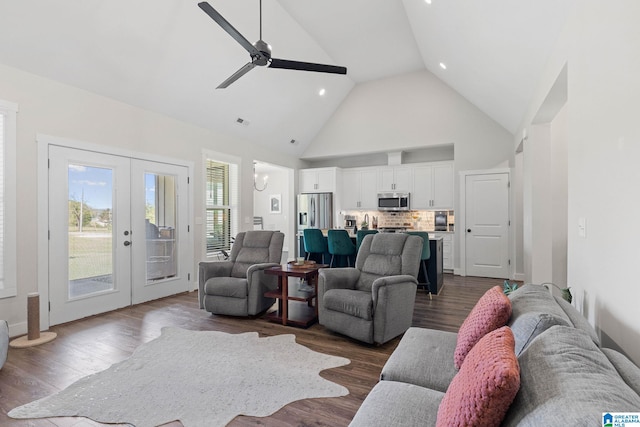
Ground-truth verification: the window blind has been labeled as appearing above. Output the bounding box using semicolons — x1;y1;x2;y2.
205;159;238;255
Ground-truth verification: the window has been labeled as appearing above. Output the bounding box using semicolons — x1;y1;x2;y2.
0;100;18;299
205;154;238;257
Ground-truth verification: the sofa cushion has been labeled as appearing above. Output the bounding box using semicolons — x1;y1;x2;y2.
509;312;570;356
349;380;443;427
323;289;373;320
437;326;520;427
380;327;459;393
454;286;512;369
508;284;572;355
554;295;601;345
602;348;640;397
502;325;640;426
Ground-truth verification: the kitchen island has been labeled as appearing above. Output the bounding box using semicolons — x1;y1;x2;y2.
298;230;444;294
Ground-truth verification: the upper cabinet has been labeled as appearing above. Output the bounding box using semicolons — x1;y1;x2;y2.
342;168;378;210
378;166;413;192
412;162;454;210
299;167;338;193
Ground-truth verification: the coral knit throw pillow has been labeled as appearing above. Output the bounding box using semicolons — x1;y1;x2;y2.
454;285;512;369
437;326;520;427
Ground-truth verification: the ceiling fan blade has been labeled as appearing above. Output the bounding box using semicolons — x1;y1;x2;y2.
269;58;347;75
217;62;256;89
198;2;260;57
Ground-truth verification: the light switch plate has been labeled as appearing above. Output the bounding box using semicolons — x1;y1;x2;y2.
578;217;586;238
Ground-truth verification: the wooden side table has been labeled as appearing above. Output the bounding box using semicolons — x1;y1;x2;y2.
264;263;328;327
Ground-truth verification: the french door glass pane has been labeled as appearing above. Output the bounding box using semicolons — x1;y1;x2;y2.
68;164;114;298
145;173;177;283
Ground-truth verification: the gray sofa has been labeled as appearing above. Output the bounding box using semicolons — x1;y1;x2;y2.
350;284;640;426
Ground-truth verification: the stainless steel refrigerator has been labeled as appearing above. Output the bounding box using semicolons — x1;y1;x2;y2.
297;193;333;232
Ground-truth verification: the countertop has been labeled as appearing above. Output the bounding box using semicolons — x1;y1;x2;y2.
298;229;449;239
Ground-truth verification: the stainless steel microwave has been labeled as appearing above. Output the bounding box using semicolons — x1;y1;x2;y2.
377;192;410;211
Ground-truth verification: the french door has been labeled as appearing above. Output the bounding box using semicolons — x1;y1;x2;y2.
48;146;190;325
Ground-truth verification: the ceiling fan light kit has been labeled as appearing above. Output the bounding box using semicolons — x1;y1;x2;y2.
198;1;347;89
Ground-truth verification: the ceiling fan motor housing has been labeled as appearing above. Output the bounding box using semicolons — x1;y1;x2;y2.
253;40;271;66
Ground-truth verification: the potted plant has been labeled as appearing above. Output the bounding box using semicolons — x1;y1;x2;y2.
503;280;519;295
543;283;572;303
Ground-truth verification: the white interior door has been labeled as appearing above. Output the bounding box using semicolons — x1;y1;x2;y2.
49;147;190;325
49;146;132;325
465;173;510;278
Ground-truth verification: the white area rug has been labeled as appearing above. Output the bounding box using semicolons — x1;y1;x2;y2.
9;327;350;427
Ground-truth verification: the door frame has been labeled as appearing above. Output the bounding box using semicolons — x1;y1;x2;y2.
37;133;194;331
458;168;514;279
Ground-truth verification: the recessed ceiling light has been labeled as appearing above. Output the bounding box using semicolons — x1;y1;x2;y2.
425;0;432;4
318;88;326;96
439;62;447;70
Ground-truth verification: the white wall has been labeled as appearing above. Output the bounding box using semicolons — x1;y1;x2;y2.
517;1;640;364
0;63;304;336
550;104;568;288
253;167;292;254
523;124;553;284
304;69;515;270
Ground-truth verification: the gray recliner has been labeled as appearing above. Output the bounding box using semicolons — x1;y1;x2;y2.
199;230;284;316
318;233;423;345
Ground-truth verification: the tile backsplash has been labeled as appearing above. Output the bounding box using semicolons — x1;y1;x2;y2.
342;210;454;231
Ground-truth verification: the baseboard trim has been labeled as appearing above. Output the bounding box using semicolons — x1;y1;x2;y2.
8;321;27;338
453;268;464;276
513;273;525;282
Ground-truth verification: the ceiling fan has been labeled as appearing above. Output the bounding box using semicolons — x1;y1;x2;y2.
198;1;347;89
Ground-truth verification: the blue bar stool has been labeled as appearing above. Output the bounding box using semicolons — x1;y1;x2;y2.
303;228;328;264
356;229;378;252
327;229;356;267
406;231;432;299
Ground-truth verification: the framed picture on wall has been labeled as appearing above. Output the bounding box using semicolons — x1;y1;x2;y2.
269;194;281;214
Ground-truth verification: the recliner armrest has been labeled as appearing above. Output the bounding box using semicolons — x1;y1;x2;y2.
198;261;234;308
246;262;280;276
246;262;280;295
371;274;418;305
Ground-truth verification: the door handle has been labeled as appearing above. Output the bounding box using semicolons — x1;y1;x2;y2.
124;240;131;246
467;229;472;233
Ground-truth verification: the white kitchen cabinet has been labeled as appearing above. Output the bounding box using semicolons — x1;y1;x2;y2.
378;166;412;192
434;232;454;271
342;168;378;209
412;162;453;209
299;167;338;193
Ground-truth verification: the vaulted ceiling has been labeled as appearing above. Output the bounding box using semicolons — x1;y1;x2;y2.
0;0;575;158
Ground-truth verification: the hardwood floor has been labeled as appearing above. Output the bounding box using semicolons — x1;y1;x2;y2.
0;274;501;427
